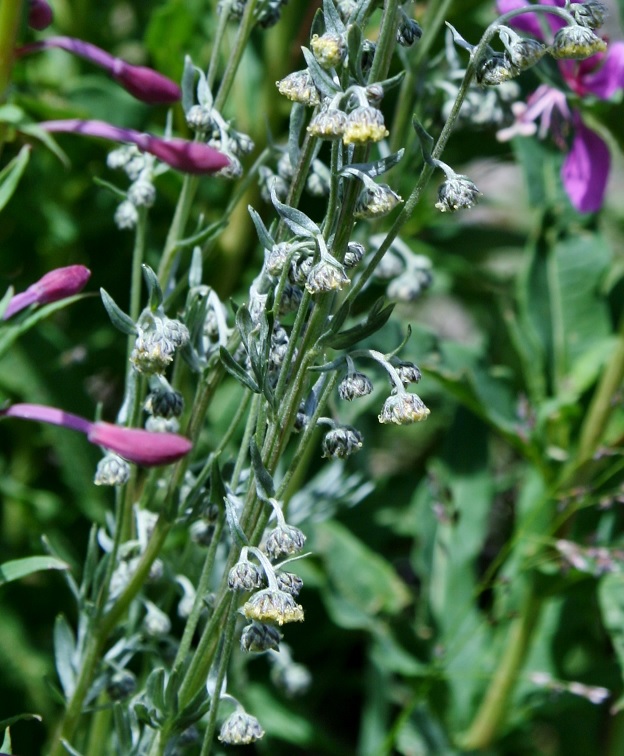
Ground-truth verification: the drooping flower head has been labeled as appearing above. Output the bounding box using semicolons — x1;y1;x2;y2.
496;0;624;212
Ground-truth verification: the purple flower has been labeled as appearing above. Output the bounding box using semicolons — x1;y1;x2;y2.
3;265;91;320
28;0;53;30
0;403;192;466
496;0;624;212
39;120;229;174
17;36;180;105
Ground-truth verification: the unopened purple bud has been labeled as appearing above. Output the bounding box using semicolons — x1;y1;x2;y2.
18;37;180;105
39;120;229;174
28;0;53;30
87;422;192;466
110;60;181;104
0;403;192;467
3;265;91;319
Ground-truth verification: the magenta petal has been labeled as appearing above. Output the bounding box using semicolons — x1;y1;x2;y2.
582;42;624;99
87;422;192;466
562;119;610;213
0;403;92;433
496;0;563;38
111;62;181;105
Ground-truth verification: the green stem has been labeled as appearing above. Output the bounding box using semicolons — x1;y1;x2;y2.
214;0;259;112
199;596;238;756
0;0;21;103
457;580;541;750
157;175;200;287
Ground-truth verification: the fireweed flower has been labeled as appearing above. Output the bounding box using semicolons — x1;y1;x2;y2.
0;403;192;466
39;120;229;174
2;265;91;320
28;0;53;30
17;37;180;105
496;0;624;212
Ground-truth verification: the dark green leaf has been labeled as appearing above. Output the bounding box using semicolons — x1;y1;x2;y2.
322;299;395;349
250;438;275;500
219;347;260;393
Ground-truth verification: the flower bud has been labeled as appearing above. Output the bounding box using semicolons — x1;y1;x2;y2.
128;178;156;208
144;388;184;418
114;200;139;230
435;174;480;212
394;361;422;385
130;313;190;375
28;0;53;30
307;105;348;140
276;69;321;106
355;183;402;219
94;453;131;486
107;669;137;700
3;265;91;320
322;426;363;458
476;52;518;86
145;415;180;433
218;711;264;745
265;523;306;561
550;24;607;59
242;588;304;625
276;571;304;598
569;1;607;30
87;422;192;466
378;393;430;425
240;621;282;652
343;106;389;145
305;259;350;295
386;268;433;302
289;255;314;286
228;560;265;591
343;241;366;268
266;242;294;275
185;105;214;133
338;371;373;401
111;60;181;104
397;17;422;47
311;32;347;69
270;661;312;697
498;27;547;71
143;601;171;636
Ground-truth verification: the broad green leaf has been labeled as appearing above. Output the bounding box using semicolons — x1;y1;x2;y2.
0;556;68;586
310;520;411;618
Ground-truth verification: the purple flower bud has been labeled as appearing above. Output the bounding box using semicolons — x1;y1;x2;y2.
28;0;53;30
39;120;229;174
3;265;91;319
0;403;192;467
17;37;180;104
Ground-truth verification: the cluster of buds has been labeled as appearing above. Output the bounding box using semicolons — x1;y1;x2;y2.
473;3;608;86
130;309;190;375
143;376;184;433
217;0;289;29
107;148;157;230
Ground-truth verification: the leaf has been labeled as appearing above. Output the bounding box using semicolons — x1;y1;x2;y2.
100;288;137;335
141;264;164;311
343;149;404;179
0;556;69;586
323;0;345;34
311;520;411;618
219;346;260;393
301;46;341;99
347;23;364;83
0;145;30;213
248;206;275;250
250;438;275;500
322;298;395;349
54;615;76;699
270;183;320;238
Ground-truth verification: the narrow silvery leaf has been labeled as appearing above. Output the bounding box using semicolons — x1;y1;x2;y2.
250;438;275;499
301;47;341;99
347;24;364;84
270;184;320;238
189;247;203;289
323;0;346;34
412;118;435;164
54;614;77;698
376;70;405;93
323;299;395;349
0;555;68;585
445;22;475;52
248;206;275;250
288;105;306;168
181;56;196;114
142;264;164;311
219;347;260;393
145;668;167;712
224;493;249;547
195;66;213;108
343;149;405;178
100;288;136;335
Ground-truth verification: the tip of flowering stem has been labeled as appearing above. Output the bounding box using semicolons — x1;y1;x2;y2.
112;62;181;104
3;265;91;319
28;0;54;30
87;422;192;466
